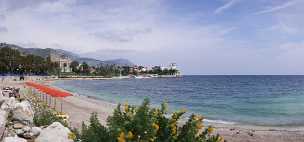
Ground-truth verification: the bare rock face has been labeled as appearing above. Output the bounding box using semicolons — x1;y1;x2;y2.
0;109;8;126
31;127;42;136
1;98;34;125
1;97;17;111
35;122;73;142
15;129;24;136
0;109;8;137
3;136;27;142
13;123;24;129
0;95;8;106
12;101;34;125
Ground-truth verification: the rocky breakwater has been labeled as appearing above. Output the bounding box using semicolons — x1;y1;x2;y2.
0;95;73;142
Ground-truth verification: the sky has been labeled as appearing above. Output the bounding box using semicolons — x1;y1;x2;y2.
0;0;304;75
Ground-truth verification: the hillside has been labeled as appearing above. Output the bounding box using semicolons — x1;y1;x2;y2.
0;43;134;67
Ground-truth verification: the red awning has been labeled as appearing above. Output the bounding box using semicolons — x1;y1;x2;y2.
26;81;72;97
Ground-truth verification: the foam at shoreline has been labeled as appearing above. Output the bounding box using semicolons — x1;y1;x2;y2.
204;119;236;125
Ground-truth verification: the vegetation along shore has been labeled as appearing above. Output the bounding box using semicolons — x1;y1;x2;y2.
0;43;181;79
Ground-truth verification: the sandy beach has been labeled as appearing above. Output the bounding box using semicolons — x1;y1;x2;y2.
2;77;304;142
56;95;116;127
59;95;304;142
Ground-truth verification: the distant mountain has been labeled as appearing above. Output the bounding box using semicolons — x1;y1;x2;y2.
0;43;134;67
103;59;134;66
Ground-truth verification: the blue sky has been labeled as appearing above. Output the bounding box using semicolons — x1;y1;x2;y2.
0;0;304;75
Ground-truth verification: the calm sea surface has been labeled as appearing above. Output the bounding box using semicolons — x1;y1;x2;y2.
52;75;304;126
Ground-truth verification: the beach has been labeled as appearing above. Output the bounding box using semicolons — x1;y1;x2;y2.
59;95;304;142
2;76;304;142
56;95;115;127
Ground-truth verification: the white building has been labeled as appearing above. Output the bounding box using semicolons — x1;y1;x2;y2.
169;63;177;70
50;53;72;73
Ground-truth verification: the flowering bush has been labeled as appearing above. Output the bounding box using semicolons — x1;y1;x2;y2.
33;99;68;127
79;99;224;142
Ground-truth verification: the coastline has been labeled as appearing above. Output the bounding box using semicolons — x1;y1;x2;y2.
47;80;304;142
4;77;304;142
59;92;304;142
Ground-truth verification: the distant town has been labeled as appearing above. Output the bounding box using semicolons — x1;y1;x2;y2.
0;42;181;78
51;52;181;78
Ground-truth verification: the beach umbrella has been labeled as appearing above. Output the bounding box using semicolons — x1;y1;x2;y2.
25;81;72;111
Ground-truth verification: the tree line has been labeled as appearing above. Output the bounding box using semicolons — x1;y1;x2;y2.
0;47;58;75
0;46;180;77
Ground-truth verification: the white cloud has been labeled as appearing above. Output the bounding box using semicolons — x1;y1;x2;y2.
0;0;234;53
255;0;297;15
214;0;239;14
267;22;298;34
2;0;304;74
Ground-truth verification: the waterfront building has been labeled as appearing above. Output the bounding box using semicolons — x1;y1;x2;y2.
50;53;72;73
169;63;177;70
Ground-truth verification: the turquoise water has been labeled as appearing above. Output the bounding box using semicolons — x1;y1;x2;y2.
51;75;304;126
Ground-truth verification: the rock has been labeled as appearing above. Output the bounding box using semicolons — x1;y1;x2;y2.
22;126;30;132
1;97;17;111
0;109;8;125
35;122;73;142
3;136;27;142
31;127;42;136
12;100;34;124
248;132;254;136
0;109;8;137
23;132;34;139
15;129;24;136
13;123;24;129
0;94;8;106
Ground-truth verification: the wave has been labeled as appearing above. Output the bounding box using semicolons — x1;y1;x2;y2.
204;119;236;125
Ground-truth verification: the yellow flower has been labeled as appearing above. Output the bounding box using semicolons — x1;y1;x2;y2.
127;131;134;139
124;102;129;112
117;132;126;142
152;123;159;131
68;132;76;140
207;126;214;134
193;115;204;121
196;122;204;130
218;136;224;142
170;122;176;129
153;110;160;116
171;125;177;135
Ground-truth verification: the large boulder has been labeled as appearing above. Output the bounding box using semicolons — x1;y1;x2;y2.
1;97;17;111
3;136;27;142
0;93;8;106
35;122;73;142
31;127;42;136
0;109;7;138
0;109;8;126
12;100;34;125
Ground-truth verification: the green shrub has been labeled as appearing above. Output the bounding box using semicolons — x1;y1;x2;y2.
80;113;113;142
33;109;68;127
78;99;224;142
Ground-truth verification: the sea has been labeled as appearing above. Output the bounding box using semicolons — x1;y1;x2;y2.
51;75;304;127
